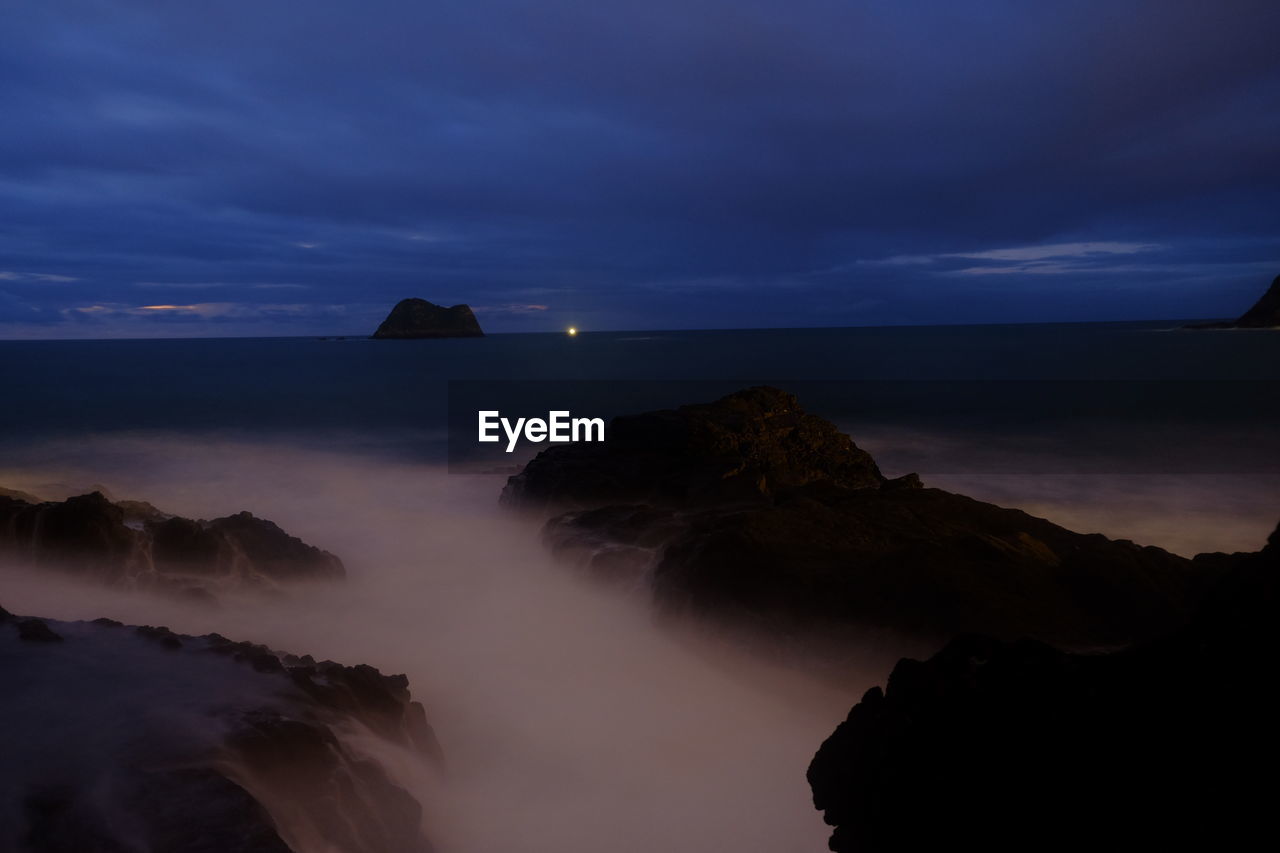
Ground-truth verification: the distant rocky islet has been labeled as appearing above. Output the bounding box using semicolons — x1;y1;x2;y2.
371;297;485;338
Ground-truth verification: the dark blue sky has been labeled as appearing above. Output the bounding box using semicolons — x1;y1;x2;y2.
2;0;1277;337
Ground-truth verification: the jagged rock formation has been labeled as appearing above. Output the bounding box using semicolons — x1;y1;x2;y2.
505;387;1216;646
0;491;344;597
807;520;1280;853
0;610;437;853
371;298;484;339
1185;272;1280;328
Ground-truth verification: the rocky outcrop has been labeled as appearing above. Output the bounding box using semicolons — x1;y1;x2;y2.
0;492;143;584
0;608;437;853
807;520;1280;852
371;298;484;339
508;387;1214;647
1185;272;1280;329
504;386;884;510
149;510;344;583
0;491;344;597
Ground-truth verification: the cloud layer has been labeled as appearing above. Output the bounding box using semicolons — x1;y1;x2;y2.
1;0;1278;336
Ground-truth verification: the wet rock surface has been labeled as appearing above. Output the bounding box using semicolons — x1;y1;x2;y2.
0;606;437;853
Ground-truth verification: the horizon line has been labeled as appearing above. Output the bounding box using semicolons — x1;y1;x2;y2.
0;316;1236;343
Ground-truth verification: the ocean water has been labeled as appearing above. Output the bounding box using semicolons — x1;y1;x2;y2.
2;322;1279;852
2;320;1279;556
3;320;1279;436
3;321;1278;507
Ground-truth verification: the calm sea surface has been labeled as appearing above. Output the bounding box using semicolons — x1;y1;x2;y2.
2;322;1278;476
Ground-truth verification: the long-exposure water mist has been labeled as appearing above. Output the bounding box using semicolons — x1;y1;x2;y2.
1;434;884;852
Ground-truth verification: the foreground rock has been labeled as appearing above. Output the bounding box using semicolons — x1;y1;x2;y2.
808;520;1279;852
0;608;437;853
504;386;885;510
0;491;344;598
371;298;484;339
505;387;1214;647
1185;272;1280;328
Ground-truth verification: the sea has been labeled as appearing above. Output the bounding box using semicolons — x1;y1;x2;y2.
1;321;1278;852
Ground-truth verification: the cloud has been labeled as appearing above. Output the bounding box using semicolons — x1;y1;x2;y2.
0;271;80;283
950;264;1079;276
853;242;1169;277
0;0;1277;335
473;303;550;314
946;242;1164;262
135;281;309;290
65;302;351;322
853;255;936;268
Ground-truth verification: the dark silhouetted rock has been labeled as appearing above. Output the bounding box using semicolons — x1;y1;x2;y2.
807;520;1280;853
148;510;344;583
208;511;345;580
509;387;1214;647
1185;272;1280;329
134;624;183;649
148;516;221;571
371;297;484;338
503;386;884;511
652;485;1200;645
1235;273;1280;326
0;491;344;598
0;492;140;583
17;618;64;643
22;770;294;853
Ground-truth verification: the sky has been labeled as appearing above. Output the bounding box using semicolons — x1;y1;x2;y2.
1;0;1278;338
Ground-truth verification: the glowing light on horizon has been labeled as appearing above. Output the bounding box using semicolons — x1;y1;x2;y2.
567;327;578;336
